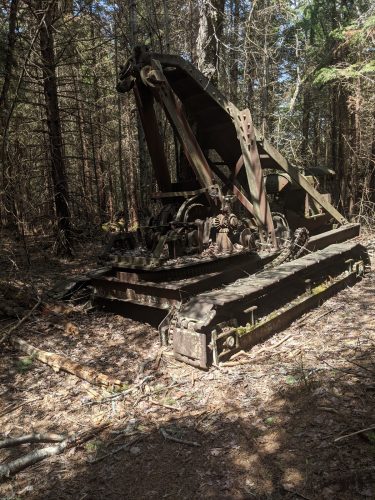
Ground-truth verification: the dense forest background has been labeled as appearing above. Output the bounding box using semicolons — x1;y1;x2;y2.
0;0;374;256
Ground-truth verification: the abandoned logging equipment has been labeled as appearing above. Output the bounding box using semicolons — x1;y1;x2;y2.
84;46;367;369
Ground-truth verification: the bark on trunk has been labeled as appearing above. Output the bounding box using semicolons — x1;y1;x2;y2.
196;0;225;86
39;2;72;256
0;0;19;229
301;88;311;167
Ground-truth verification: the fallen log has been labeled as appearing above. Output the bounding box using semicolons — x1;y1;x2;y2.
0;423;109;481
11;336;124;387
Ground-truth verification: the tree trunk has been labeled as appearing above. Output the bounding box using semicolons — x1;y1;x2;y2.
114;19;128;222
38;2;72;256
229;0;239;102
348;78;361;215
337;87;348;210
124;96;140;229
301;88;311;167
368;111;375;203
89;11;108;222
196;0;225;86
330;86;339;203
72;66;91;220
0;0;19;230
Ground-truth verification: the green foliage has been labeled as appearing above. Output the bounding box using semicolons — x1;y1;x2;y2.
313;67;339;85
264;416;275;425
365;430;375;444
109;382;130;393
363;15;375;30
236;323;253;336
84;439;103;453
330;28;347;42
361;60;375;74
162;396;178;406
314;59;375;86
16;356;34;373
285;375;298;385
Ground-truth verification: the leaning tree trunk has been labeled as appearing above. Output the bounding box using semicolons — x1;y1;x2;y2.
38;2;72;256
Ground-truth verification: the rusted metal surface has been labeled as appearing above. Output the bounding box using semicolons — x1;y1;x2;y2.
93;250;278;320
217;268;363;362
90;46;369;369
171;241;368;368
229;105;276;244
133;84;171;193
113;46;351;267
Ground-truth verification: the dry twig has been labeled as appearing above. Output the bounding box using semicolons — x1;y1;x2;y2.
334;425;375;442
159;427;200;447
150;399;181;411
88;435;143;464
0;298;42;344
223;333;294;366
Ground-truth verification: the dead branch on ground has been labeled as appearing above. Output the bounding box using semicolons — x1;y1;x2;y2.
334;425;375;442
0;298;42;344
89;435;143;464
159;427;201;447
11;336;124;387
0;432;65;448
0;423;109;480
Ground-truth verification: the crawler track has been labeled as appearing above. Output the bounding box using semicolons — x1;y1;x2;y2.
92;224;367;368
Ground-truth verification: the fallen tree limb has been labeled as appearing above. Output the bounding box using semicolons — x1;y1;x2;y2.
229;350;252;361
0;398;40;419
0;441;70;481
85;375;155;405
228;333;293;366
220;358;254;367
159;427;200;447
223;334;294;366
89;435;142;464
150;399;181;411
1;402;28;419
255;333;293;356
0;298;42;344
10;336;123;387
0;423;109;481
334;425;375;442
0;432;65;448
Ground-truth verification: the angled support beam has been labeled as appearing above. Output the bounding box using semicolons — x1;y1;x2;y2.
254;132;347;225
144;60;216;197
145;52;347;226
208;160;255;215
229;105;275;243
133;83;171;193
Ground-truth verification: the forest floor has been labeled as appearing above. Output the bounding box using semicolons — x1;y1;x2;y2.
0;232;374;500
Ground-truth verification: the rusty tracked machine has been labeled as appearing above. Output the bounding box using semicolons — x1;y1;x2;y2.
92;46;368;368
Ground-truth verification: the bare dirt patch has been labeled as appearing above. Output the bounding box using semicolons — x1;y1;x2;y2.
0;234;374;499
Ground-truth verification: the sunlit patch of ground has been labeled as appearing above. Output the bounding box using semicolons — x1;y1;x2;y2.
0;233;374;499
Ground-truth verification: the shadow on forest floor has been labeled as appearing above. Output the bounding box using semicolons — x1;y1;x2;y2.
0;235;374;499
